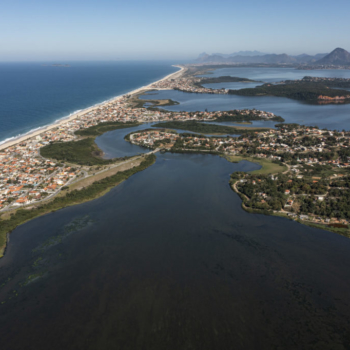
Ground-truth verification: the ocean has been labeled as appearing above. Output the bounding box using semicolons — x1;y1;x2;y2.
0;61;178;144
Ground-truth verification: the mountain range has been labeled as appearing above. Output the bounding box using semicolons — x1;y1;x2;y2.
196;48;350;65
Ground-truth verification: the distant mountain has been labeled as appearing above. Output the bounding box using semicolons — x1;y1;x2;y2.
197;52;209;59
314;48;350;65
198;51;267;60
229;50;267;57
196;53;296;64
292;53;327;63
195;51;331;65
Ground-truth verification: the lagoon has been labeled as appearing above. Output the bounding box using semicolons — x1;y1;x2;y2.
140;89;350;130
1;146;350;349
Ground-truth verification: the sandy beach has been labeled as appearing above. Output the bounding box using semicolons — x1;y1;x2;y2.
0;65;185;152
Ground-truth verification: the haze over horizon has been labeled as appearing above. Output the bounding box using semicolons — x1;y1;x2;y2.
1;0;350;61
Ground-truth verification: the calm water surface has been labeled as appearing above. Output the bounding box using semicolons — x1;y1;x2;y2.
1;150;350;349
140;90;350;130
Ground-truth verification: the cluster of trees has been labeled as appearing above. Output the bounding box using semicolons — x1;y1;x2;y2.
217;112;284;123
330;177;350;188
235;173;328;212
300;77;350;89
75;121;139;137
40;138;128;166
299;195;350;219
41;122;142;165
152;121;262;135
338;148;350;162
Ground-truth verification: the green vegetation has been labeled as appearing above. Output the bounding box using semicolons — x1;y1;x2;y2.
40;137;121;165
75;121;140;137
225;155;287;175
41;122;141;165
302;221;350;238
152;121;264;135
228;82;350;102
23;272;45;286
300;77;350;89
128;94;179;110
0;155;156;258
217;111;284;123
195;76;257;87
64;215;94;234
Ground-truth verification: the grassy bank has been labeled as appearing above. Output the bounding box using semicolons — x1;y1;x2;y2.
195;76;258;88
225;155;287;175
152;121;267;135
299;220;350;238
0;154;156;258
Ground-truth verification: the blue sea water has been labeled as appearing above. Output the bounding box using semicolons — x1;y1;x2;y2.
0;61;179;144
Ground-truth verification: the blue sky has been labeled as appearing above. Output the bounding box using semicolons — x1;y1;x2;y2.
1;0;349;61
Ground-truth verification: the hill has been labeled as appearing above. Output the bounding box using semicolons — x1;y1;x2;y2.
314;48;350;65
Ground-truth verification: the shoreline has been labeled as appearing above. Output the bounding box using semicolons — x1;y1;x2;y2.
0;65;185;151
0;154;157;258
230;181;350;238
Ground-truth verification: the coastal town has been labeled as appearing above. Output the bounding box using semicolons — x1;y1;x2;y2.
0;75;279;212
0;66;350;235
151;76;228;94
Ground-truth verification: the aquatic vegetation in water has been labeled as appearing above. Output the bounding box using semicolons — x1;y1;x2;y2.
33;215;95;253
32;257;43;268
64;215;95;234
22;272;45;286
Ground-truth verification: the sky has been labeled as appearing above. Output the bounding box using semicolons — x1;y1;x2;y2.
1;0;350;61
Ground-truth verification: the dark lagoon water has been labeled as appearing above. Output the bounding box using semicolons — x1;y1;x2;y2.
0;61;178;144
2;66;350;349
2;151;350;349
140;90;350;130
202;81;262;90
